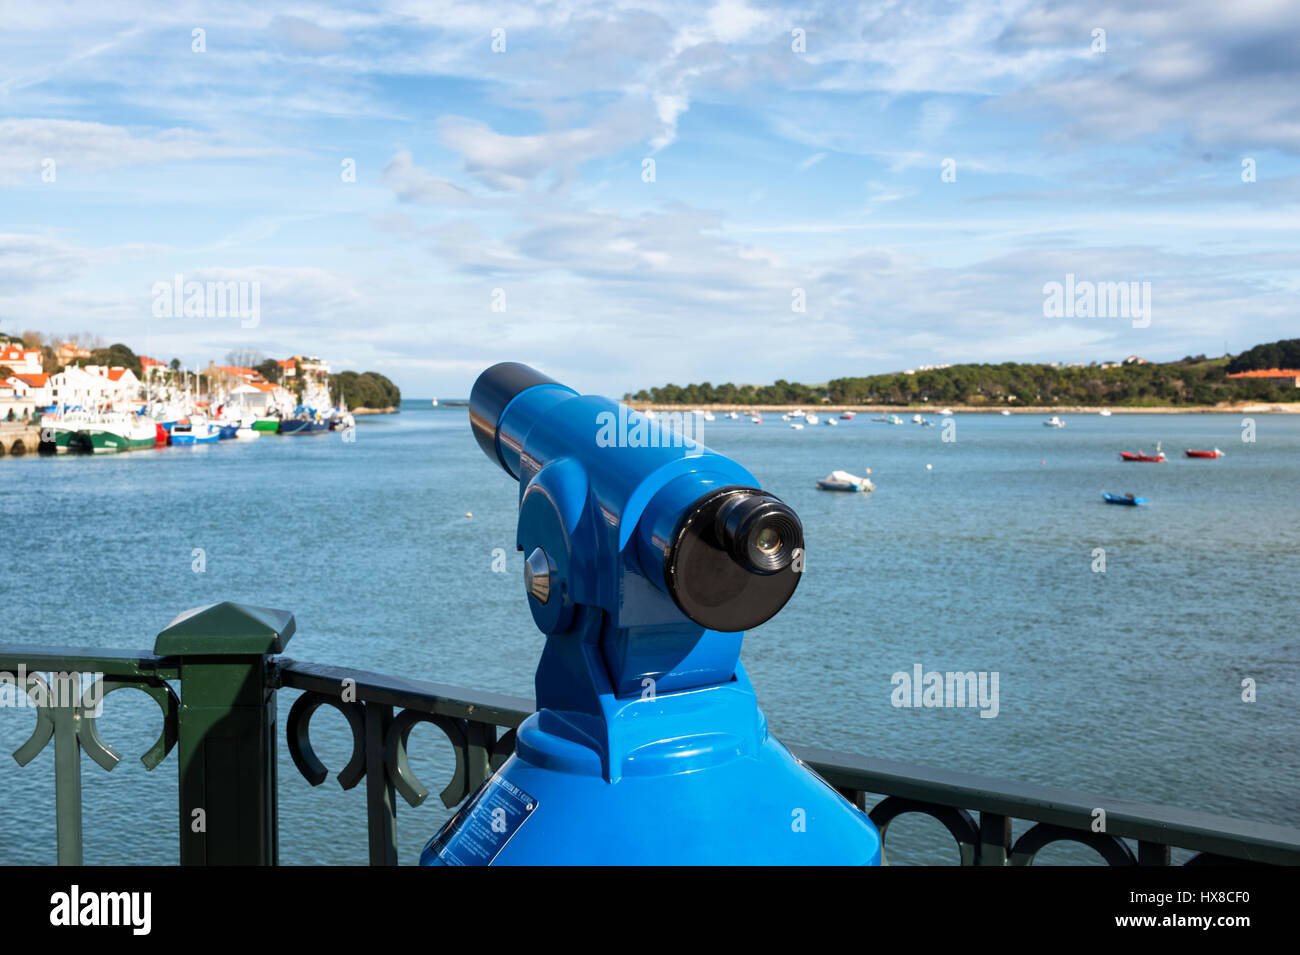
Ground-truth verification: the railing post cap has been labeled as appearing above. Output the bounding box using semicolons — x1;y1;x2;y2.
154;601;296;656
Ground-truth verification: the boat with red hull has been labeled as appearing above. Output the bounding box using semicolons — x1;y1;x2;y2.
1120;451;1165;462
1185;448;1224;458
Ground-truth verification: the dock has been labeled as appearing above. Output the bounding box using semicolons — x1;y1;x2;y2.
0;422;39;455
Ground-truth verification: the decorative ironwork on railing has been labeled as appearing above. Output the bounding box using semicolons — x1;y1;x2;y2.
3;601;1299;866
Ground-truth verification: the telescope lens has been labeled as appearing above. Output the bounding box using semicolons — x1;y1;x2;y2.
714;492;803;575
660;487;805;632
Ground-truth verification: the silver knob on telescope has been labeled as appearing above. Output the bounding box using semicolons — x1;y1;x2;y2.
524;547;552;604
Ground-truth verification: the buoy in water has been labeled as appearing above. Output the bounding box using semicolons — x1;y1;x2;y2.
465;512;472;519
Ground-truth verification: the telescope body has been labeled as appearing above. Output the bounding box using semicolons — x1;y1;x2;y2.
422;364;881;865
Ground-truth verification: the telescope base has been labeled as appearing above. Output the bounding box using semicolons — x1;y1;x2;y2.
419;714;882;865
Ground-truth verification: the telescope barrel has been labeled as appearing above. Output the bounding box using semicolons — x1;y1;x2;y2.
469;362;573;475
468;362;803;633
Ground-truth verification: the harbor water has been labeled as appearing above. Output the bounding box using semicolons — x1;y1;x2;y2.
1;406;1297;864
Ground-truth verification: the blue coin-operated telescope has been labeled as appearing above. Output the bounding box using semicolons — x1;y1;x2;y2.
421;363;881;865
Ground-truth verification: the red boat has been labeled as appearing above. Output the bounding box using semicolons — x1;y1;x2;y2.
1120;450;1165;462
154;423;169;446
1185;448;1223;458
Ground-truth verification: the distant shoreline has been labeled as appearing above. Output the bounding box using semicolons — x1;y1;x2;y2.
352;406;398;416
625;402;1300;414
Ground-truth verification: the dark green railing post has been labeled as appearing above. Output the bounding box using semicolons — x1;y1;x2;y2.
155;602;294;865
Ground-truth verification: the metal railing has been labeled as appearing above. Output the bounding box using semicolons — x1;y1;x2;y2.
3;601;1298;866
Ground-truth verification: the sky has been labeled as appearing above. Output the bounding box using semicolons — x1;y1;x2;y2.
1;0;1298;398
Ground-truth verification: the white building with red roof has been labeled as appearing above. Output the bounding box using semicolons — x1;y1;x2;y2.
0;343;44;375
47;365;141;409
5;372;51;405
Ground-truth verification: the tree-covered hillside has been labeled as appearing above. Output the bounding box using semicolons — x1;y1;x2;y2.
631;342;1299;407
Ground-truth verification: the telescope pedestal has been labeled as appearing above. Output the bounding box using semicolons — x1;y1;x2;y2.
421;667;881;865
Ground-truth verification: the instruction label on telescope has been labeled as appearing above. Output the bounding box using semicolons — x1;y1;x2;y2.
430;772;539;866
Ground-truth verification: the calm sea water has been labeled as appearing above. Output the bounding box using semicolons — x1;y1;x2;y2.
1;406;1297;865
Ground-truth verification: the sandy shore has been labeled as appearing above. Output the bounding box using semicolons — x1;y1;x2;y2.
625;402;1300;415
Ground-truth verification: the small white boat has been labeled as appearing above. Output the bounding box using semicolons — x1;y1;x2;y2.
750;414;762;424
825;417;838;426
702;411;716;422
727;411;739;420
912;414;923;424
817;469;875;492
235;426;261;439
1001;410;1011;416
804;413;820;425
1044;415;1065;428
789;422;804;430
888;414;904;425
939;408;954;416
431;398;438;407
1098;409;1112;416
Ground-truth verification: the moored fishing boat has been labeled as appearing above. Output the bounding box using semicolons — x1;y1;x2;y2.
1120;451;1165;462
1102;492;1146;506
1120;442;1165;462
817;469;875;492
38;412;88;454
279;407;330;434
170;417;220;445
1185;448;1224;458
66;413;157;454
253;417;282;432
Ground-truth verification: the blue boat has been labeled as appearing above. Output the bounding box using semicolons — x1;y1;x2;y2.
279;406;330;434
217;423;239;440
170;418;220;445
1102;492;1146;506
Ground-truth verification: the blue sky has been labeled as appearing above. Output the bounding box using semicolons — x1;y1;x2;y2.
2;0;1298;397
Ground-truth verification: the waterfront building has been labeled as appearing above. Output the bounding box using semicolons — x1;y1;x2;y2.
0;344;44;375
55;342;92;365
47;365;141;409
1226;368;1300;388
5;372;51;406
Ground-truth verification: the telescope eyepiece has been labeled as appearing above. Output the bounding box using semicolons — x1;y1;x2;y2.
660;486;804;633
714;493;803;575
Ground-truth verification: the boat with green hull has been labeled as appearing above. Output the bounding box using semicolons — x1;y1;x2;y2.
68;425;156;453
44;413;158;454
253;418;281;433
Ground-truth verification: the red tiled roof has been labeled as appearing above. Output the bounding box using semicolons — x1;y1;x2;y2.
14;373;48;386
1226;368;1300;379
277;359;294;368
106;368;131;382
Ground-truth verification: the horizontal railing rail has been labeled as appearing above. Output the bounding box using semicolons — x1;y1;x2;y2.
4;604;1299;866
